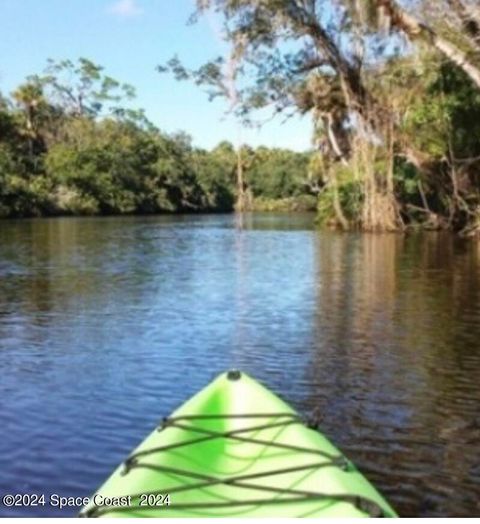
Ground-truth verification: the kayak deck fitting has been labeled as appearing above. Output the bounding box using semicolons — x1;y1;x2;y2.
80;371;397;517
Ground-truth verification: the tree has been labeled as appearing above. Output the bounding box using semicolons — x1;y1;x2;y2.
35;58;136;118
189;142;236;210
160;45;250;211
163;0;404;230
372;0;480;89
12;81;48;163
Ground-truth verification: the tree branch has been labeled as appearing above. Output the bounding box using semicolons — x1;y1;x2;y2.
376;0;480;89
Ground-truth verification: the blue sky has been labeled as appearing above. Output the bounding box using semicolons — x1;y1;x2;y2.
0;0;313;151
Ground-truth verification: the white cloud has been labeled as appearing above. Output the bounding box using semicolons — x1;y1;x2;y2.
107;0;143;18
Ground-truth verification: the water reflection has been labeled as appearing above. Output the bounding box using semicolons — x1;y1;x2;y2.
0;217;479;516
305;232;480;516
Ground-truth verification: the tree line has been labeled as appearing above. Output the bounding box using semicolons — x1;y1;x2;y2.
0;58;315;218
3;0;480;235
164;0;480;236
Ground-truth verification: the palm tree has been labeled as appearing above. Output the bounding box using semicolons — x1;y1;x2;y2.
12;82;45;160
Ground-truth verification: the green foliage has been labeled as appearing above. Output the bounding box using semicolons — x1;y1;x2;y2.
37;58;136;118
45;118;211;214
252;195;317;212
403;98;449;159
248;147;311;199
5;45;480;231
0;146;53;217
0;60;314;218
316;176;363;227
434;63;480;158
395;59;480;225
190;143;236;211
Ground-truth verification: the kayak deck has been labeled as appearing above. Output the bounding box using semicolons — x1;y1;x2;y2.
81;371;397;517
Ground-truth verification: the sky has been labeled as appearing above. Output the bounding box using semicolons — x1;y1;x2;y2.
0;0;313;151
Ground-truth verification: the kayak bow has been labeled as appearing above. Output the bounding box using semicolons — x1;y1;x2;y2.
81;370;397;517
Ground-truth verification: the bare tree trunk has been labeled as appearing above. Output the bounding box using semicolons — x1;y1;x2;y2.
319;112;349;229
361;141;377;230
323;113;349;166
26;106;36;163
359;134;399;232
376;0;480;89
386;116;394;195
235;146;246;212
328;168;349;230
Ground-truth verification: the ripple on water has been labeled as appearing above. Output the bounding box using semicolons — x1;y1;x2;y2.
0;218;479;516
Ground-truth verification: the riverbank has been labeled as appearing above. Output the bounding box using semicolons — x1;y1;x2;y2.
0;193;319;219
249;195;317;212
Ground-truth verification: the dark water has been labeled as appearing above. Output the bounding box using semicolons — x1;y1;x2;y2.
0;214;479;517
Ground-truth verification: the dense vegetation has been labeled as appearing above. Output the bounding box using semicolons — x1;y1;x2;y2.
3;0;480;236
164;0;480;236
0;58;315;218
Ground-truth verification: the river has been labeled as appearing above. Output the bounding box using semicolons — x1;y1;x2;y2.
0;214;479;516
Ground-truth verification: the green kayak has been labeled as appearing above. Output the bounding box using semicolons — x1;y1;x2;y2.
80;371;397;518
